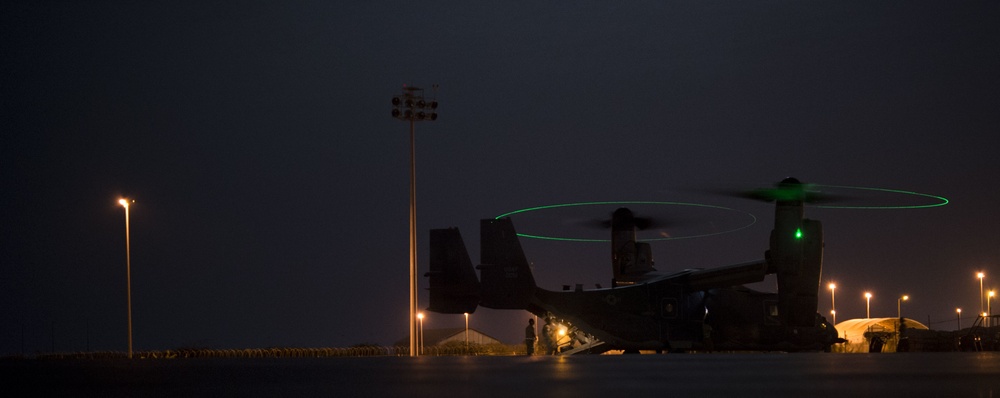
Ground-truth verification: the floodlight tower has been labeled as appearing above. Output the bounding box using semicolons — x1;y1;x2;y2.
391;85;438;357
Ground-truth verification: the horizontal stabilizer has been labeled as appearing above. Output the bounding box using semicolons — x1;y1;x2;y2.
425;228;480;314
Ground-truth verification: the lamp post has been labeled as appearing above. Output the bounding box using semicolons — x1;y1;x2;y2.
392;85;438;357
989;291;995;327
989;290;995;314
828;283;836;324
417;312;424;355
957;308;962;330
978;272;985;315
865;292;872;319
897;295;909;338
117;198;134;359
464;312;469;351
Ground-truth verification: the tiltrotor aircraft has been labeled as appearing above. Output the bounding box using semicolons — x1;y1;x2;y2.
425;178;842;353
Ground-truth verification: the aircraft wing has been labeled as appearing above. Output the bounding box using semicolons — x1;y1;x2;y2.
684;260;767;291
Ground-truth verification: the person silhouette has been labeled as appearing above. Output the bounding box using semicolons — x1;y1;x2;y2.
541;317;557;355
524;318;537;355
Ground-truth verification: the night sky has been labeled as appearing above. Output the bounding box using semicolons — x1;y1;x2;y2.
3;1;998;355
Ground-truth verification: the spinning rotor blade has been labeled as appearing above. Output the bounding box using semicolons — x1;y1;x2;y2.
712;178;852;204
577;209;688;231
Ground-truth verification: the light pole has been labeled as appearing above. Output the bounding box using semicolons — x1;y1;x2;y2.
865;292;872;319
957;308;962;330
392;85;438;357
828;283;836;324
464;312;469;351
117;198;134;359
417;312;424;355
897;295;909;339
989;290;995;314
978;272;985;315
989;291;995;327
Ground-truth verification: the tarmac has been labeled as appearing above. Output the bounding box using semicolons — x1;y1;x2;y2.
5;352;1000;397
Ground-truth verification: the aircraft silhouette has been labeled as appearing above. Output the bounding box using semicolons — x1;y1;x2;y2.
425;178;842;353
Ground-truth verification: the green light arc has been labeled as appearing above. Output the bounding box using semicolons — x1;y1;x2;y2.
811;184;949;210
495;201;758;242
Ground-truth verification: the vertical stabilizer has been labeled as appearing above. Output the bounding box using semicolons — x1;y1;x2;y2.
425;228;480;314
478;218;536;309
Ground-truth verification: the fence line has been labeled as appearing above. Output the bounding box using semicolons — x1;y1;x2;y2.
4;343;526;360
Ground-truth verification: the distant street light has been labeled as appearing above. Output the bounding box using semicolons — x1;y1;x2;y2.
956;308;962;330
828;283;837;324
464;312;469;351
417;312;425;355
865;292;873;319
978;272;985;315
117;198;134;359
989;291;995;327
990;291;995;314
897;295;909;319
392;85;439;357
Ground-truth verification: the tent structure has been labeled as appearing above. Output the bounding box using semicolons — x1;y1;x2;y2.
395;327;503;347
834;317;928;353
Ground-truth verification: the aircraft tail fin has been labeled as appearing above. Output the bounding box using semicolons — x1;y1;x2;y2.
425;228;480;314
477;218;536;309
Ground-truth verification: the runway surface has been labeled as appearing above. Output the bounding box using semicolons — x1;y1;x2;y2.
5;352;1000;397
